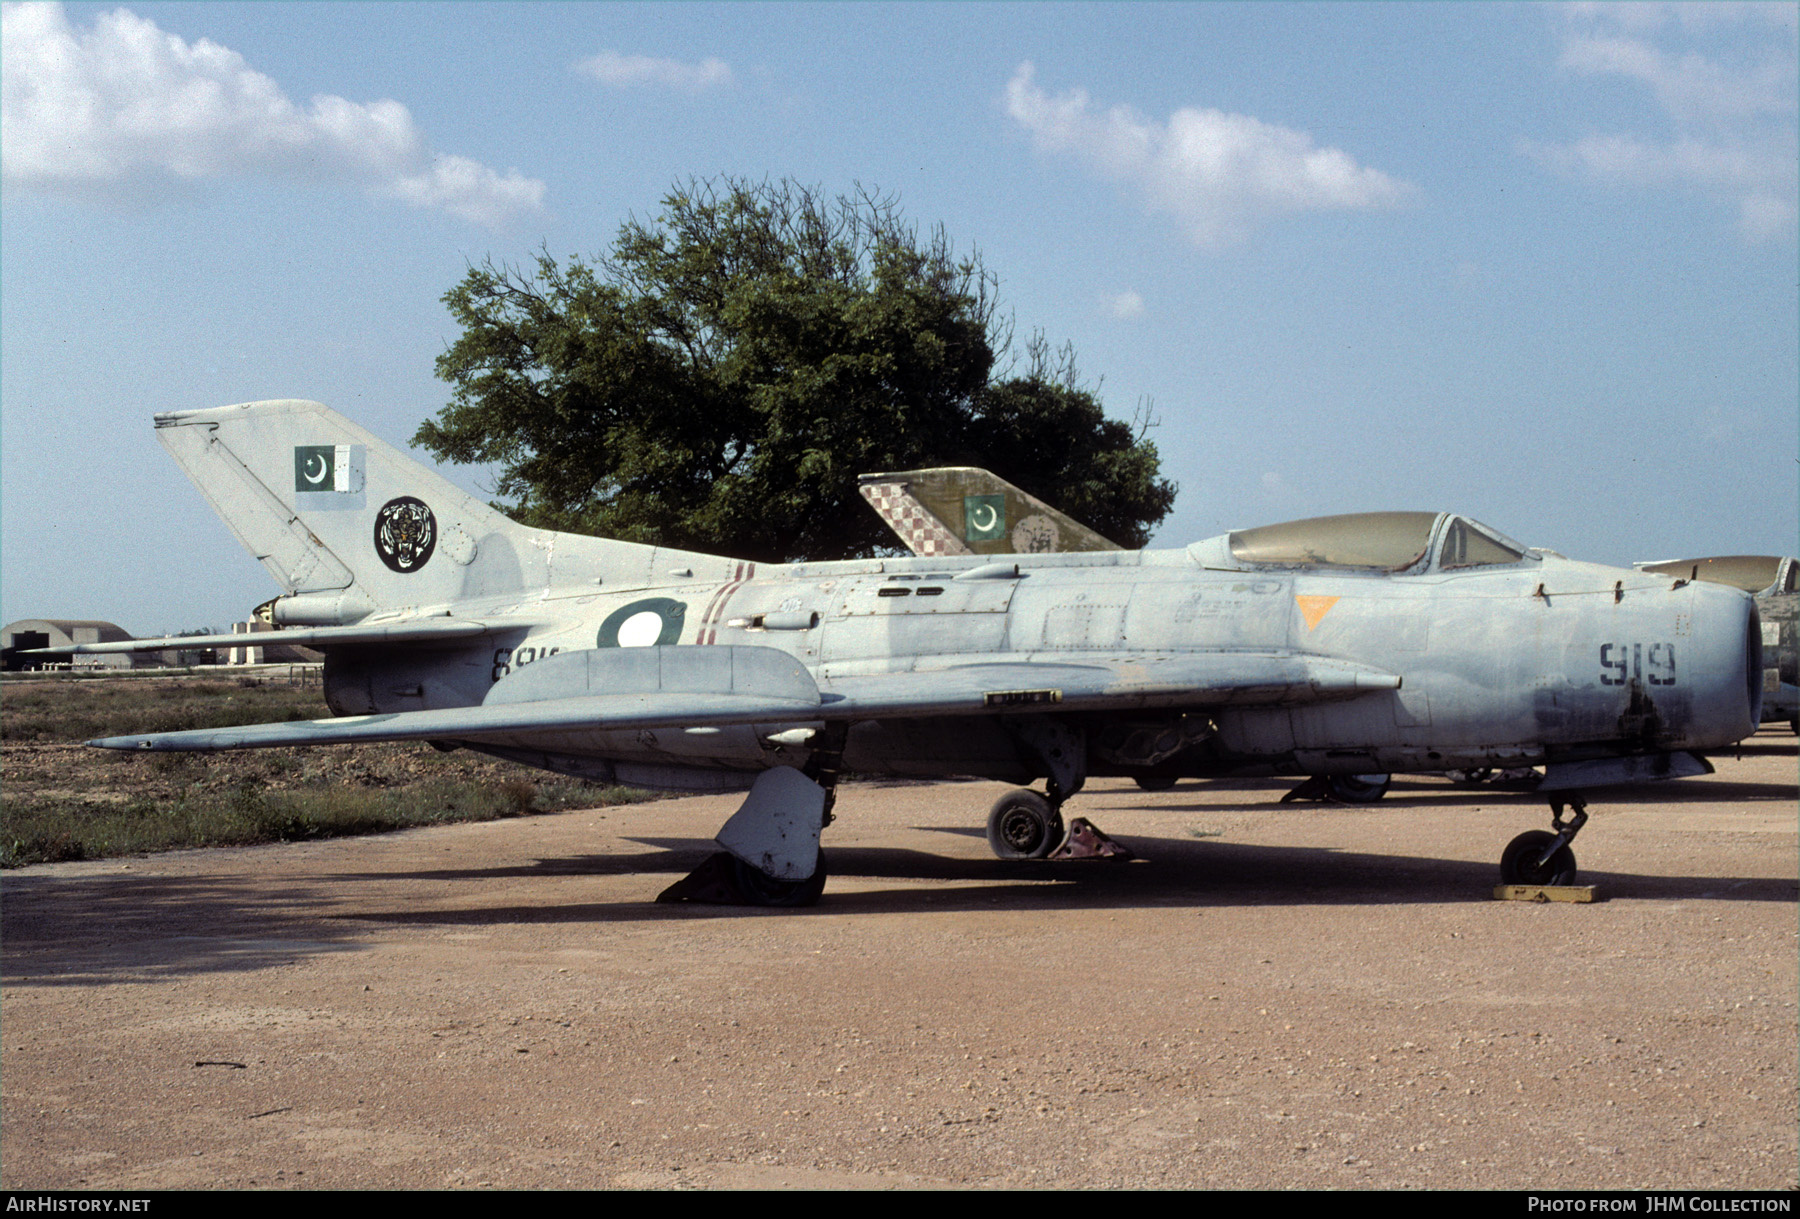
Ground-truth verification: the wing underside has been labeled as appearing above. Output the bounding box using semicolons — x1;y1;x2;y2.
89;645;1399;752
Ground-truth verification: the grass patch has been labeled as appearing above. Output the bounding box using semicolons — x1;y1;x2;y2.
3;775;647;867
2;675;325;743
3;674;657;867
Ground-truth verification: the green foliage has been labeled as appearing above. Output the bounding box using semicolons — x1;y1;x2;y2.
419;177;1175;561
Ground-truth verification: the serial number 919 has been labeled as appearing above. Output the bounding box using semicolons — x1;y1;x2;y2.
1600;642;1675;687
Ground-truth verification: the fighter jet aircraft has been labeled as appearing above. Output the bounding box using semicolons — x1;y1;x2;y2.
1637;555;1796;733
62;400;1764;904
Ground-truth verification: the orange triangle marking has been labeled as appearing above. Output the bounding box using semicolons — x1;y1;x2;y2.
1296;595;1340;631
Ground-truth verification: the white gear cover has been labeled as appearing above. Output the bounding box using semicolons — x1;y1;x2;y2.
715;766;825;880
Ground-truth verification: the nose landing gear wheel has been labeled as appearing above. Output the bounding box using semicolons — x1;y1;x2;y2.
1500;830;1577;886
986;790;1065;860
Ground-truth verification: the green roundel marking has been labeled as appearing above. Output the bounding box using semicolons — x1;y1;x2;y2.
596;598;687;648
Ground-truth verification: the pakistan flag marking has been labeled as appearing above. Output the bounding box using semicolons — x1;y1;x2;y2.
964;494;1006;542
294;444;362;494
295;445;336;492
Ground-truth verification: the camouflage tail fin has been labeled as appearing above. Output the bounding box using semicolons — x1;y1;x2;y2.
856;467;1123;557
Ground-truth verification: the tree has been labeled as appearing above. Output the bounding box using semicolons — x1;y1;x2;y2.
418;178;1175;562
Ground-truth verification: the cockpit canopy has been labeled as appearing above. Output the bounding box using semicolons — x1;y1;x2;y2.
1190;511;1533;575
1638;555;1797;596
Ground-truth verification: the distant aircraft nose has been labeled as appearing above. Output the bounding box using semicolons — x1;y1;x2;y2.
1679;580;1763;748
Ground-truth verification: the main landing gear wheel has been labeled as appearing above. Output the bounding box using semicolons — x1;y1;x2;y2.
1325;773;1390;803
1499;831;1577;887
986;790;1065;861
727;850;828;908
1133;774;1177;792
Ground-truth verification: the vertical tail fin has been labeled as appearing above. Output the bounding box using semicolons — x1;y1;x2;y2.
856;467;1124;557
155;399;736;624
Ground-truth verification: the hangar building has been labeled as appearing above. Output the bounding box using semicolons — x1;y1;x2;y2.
0;620;166;671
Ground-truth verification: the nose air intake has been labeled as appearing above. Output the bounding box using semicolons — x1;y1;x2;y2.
1745;602;1765;728
1662;582;1763;751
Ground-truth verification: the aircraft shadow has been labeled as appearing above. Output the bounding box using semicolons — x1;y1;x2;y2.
340;829;1797;926
1;871;363;988
1096;776;1799;813
8;829;1792;987
1577;777;1799;803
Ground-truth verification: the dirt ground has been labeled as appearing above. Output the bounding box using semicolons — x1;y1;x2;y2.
3;732;1795;1191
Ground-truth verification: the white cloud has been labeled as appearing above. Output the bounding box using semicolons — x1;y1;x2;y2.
1530;4;1797;242
1562;2;1798;38
1102;290;1146;319
0;2;545;229
574;51;733;92
1004;62;1415;248
1559;32;1793;126
1527;132;1798;239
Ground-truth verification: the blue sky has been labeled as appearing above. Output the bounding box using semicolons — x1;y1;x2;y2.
3;1;1795;633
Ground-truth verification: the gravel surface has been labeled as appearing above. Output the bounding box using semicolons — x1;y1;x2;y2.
4;733;1794;1190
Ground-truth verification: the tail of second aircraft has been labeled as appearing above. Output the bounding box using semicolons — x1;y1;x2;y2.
155;399;735;624
857;467;1124;556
